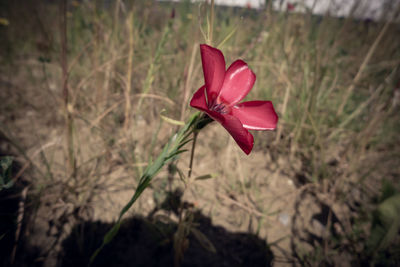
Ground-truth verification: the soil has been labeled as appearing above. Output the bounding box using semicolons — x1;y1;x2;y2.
0;118;328;267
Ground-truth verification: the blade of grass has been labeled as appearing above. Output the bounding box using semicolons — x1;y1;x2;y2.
337;21;390;116
137;25;171;111
124;11;135;130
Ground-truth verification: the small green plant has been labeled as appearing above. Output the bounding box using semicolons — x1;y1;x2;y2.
0;156;14;191
366;181;400;264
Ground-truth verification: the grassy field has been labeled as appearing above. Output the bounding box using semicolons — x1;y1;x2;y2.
1;0;400;266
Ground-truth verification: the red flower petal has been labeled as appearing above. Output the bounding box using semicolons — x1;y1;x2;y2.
189;86;254;154
218;60;256;106
231;101;278;130
190;45;278;155
190;86;208;112
207;111;254;155
200;44;226;104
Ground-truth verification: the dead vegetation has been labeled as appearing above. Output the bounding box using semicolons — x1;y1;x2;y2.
1;0;400;266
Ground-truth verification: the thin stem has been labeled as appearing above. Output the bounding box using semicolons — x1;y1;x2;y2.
209;0;214;45
124;12;135;131
59;0;76;179
188;131;198;178
336;20;390;116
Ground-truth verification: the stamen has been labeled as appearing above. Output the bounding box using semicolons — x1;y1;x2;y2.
210;103;229;114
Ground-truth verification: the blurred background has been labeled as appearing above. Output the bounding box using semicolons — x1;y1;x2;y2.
1;0;400;266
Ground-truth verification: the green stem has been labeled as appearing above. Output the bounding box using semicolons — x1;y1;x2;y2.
188;131;198;178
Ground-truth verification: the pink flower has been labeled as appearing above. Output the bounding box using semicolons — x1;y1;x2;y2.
190;44;278;155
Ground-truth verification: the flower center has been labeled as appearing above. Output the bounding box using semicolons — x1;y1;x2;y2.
210;103;230;114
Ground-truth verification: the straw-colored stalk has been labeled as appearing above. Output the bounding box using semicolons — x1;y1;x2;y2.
209;0;215;45
124;12;135;131
102;0;121;107
337;21;390;116
59;0;76;178
180;43;198;122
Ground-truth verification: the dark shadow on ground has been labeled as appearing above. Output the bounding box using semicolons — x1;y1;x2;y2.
60;191;273;267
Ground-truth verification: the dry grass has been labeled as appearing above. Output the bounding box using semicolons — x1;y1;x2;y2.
1;0;400;266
